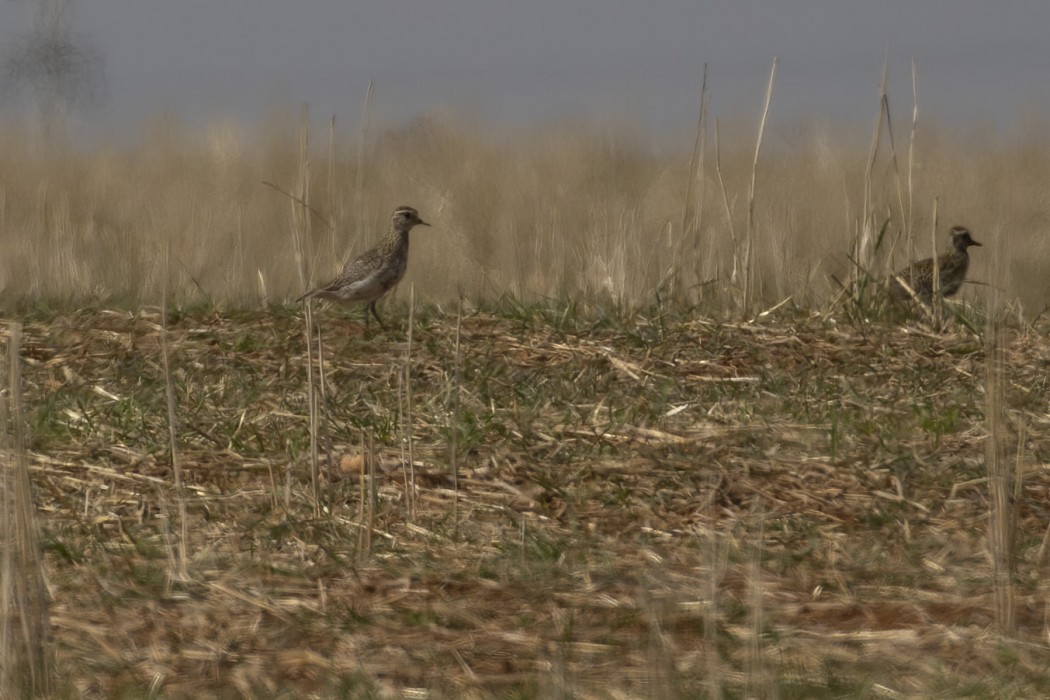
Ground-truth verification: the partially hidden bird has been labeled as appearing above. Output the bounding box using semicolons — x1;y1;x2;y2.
888;226;981;304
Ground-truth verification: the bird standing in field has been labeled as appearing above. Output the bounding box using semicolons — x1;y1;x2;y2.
297;205;431;328
888;226;982;303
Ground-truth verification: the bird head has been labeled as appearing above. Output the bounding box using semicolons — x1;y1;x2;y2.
392;206;431;231
950;226;981;250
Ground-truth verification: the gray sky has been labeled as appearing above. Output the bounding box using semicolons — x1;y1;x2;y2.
3;1;1050;141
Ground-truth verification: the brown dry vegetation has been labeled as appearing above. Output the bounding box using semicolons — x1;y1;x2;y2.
0;112;1048;314
0;303;1047;698
1;110;1050;698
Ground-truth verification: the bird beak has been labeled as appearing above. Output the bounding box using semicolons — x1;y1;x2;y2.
418;219;431;227
972;239;982;246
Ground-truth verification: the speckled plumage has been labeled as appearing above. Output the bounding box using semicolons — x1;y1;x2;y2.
888;226;981;304
297;206;430;328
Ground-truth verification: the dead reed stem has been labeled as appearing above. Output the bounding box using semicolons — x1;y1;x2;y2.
362;429;376;557
881;75;907;242
679;64;709;303
294;105;322;517
316;321;327;406
745;514;769;699
713;119;736;295
907;60;919;241
644;589;675;699
0;322;53;697
327;114;337;221
985;235;1016;636
354;80;374;255
929;199;942;327
450;303;462;528
357;432;368;556
703;528;723;700
744;57;778;316
857;60;890;285
401;284;417;521
160;246;189;581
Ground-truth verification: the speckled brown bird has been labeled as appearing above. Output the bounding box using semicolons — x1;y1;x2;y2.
297;206;431;328
888;226;981;303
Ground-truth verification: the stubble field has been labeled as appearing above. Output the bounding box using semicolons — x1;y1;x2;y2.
3;301;1049;698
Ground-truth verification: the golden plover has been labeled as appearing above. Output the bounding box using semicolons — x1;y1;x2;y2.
888;226;982;303
297;205;431;328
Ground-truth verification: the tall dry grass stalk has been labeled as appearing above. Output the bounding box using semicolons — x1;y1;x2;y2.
327;115;337;221
160;246;190;581
743;57;778;316
353;80;374;261
928;199;943;327
713;120;735;296
289;106;323;517
400;284;417;520
450;303;462;528
880;68;908;247
359;429;376;558
643;587;676;700
857;66;889;284
677;64;709;302
745;515;770;699
984;233;1016;636
854;59;915;288
906;60;919;242
703;528;723;700
0;322;53;697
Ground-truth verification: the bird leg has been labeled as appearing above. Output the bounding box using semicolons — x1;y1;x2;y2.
367;302;386;330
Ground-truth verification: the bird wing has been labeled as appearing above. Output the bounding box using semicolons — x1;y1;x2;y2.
299;267;384;302
888;258;933;301
342;248;383;277
297;246;384;302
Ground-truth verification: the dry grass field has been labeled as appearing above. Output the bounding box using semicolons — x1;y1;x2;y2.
1;303;1048;698
2;108;1050;698
0;109;1048;315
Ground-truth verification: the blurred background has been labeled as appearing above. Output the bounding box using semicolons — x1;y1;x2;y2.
1;0;1048;313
